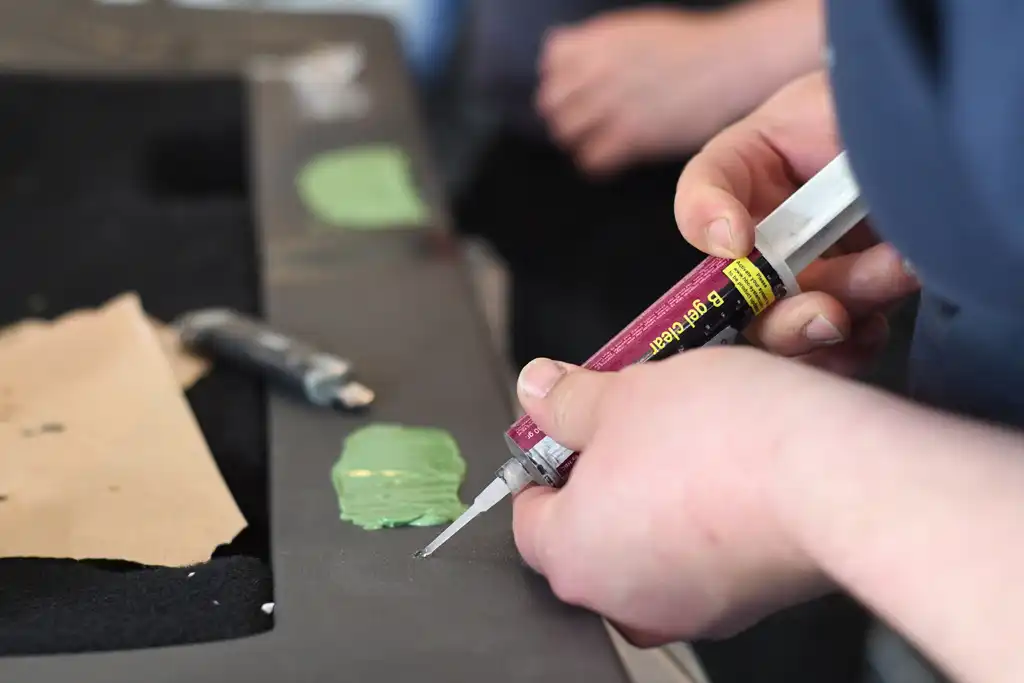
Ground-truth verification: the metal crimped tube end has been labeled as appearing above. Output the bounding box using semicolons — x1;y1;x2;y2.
413;550;426;559
496;457;532;495
335;382;375;410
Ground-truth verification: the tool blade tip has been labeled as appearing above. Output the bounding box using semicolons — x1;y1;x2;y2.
335;382;375;410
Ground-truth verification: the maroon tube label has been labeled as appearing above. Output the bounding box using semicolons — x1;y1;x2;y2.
506;251;787;479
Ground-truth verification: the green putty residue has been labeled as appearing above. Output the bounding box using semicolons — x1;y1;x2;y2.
331;424;467;530
296;145;428;230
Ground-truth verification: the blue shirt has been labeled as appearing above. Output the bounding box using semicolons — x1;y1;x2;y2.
828;0;1024;426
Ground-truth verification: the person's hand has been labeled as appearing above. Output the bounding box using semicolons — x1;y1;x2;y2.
535;8;758;175
675;70;920;376
512;349;844;646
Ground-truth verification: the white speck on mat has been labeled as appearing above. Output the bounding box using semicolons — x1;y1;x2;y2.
187;572;195;578
213;600;220;606
261;602;275;615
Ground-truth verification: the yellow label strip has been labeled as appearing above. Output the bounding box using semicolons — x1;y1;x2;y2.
723;258;776;315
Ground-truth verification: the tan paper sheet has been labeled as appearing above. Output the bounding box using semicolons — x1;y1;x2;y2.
0;313;211;390
0;293;246;566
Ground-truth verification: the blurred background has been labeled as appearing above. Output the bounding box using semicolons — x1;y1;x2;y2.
0;1;919;682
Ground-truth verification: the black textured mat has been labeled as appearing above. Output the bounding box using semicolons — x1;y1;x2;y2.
0;75;272;655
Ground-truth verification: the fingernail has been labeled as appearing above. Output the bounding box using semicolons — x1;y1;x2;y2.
803;315;845;344
518;358;567;399
706;218;736;257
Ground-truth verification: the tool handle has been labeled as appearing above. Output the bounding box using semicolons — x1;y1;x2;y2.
177;309;350;406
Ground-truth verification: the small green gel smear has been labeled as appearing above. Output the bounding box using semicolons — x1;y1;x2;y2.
296;145;429;230
331;424;467;530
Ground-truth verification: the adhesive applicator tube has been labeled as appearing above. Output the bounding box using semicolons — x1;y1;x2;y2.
416;153;866;558
500;152;866;493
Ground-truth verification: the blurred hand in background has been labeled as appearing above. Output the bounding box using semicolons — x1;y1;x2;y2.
536;0;823;175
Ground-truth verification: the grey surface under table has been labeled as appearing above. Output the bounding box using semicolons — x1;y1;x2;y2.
0;8;629;683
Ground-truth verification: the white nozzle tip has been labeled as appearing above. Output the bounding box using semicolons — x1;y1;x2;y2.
414;478;510;558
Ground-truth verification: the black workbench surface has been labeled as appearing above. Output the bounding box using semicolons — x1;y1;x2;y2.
0;6;628;682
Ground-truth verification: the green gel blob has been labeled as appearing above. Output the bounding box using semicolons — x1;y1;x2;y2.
331;424;468;530
296;145;428;230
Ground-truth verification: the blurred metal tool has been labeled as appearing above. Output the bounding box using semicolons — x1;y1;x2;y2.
176;308;374;411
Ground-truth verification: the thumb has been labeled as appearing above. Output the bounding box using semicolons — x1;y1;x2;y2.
516;358;613;451
674;132;760;259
